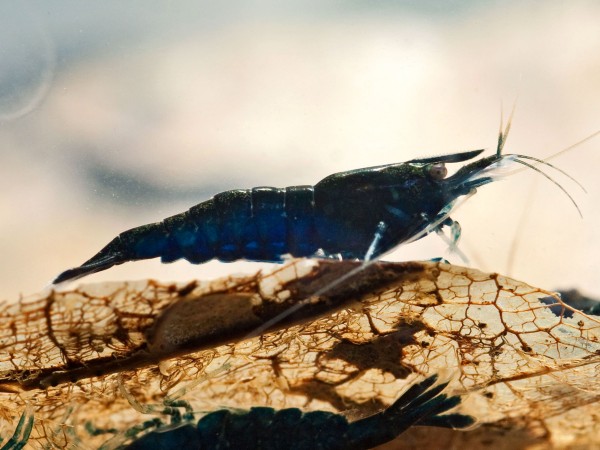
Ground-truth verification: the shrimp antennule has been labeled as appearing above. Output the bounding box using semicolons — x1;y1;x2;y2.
494;103;584;217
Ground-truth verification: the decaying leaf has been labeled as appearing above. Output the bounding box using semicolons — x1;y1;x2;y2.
1;259;600;449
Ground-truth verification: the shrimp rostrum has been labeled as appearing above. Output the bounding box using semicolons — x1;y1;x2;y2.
53;133;580;284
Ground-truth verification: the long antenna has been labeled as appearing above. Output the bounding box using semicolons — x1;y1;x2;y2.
544;129;600;162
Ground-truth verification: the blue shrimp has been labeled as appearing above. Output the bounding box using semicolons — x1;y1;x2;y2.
53;128;581;284
119;374;474;450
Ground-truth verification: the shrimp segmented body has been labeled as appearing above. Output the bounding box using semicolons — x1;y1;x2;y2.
53;133;580;284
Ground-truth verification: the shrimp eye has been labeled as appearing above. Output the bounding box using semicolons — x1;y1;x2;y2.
428;163;447;180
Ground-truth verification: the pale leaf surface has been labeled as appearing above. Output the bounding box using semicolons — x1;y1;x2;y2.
1;260;599;449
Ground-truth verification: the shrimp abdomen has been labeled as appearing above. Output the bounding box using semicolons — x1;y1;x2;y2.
163;186;320;264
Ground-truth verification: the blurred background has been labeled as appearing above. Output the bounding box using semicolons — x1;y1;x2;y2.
1;0;599;302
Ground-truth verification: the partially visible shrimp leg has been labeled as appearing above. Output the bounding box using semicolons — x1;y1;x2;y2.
0;409;34;450
435;218;462;251
364;221;388;261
